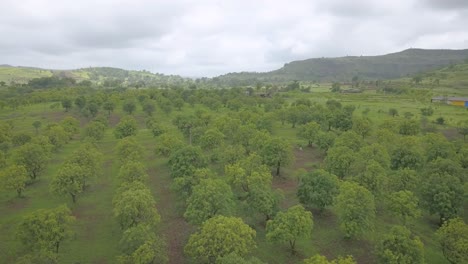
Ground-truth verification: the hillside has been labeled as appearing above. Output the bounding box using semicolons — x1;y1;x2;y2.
214;48;468;85
0;66;189;86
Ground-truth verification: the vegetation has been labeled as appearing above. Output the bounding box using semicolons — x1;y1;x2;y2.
1;54;468;264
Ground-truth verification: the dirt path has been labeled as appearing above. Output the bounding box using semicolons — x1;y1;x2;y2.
147;156;193;264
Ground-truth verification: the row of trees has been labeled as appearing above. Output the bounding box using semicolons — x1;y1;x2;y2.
113;137;167;264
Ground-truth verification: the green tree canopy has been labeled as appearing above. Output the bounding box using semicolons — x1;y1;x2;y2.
184;178;235;225
297;169;339;212
118;161;148;183
246;185;282;222
387;191;421;225
266;204;313;254
117;224;168;264
303;255;356;264
436;218;468;264
421;172;464;224
114;116;138;139
116;137;144;162
123;100;137;115
185;215;256;263
50;163;87;203
168;145;207;178
260;137;293;176
376;226;424;264
225;153;272;193
0;164;28;197
336;181;376;238
297;121;321;146
14;143;50;180
17;205;75;253
113;182;161;229
324;146;355;179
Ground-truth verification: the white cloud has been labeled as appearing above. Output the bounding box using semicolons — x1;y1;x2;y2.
0;0;467;77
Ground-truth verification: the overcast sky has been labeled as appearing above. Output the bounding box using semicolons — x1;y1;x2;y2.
1;0;468;77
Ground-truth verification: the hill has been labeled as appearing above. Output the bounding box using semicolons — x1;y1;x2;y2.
0;66;189;86
214;48;468;85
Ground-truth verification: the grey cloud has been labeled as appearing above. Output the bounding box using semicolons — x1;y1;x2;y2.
0;0;467;77
421;0;468;10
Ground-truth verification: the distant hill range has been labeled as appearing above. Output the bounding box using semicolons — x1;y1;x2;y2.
1;48;468;86
0;66;189;86
214;48;468;85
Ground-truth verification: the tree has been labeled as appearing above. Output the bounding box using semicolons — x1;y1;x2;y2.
84;121;106;141
436;218;468;264
118;161;148;183
412;75;423;84
266;205;313;254
352;117;372;138
118;224;168;264
103;100;115;116
50;163;87;203
297;169;340;212
303;255;356;264
336;181;375;238
225;153;272;193
114;116;138;139
143;102;156;116
389;108;399;117
32;120;42;134
168;145;207;178
113;182;161;229
75;96;86;110
456;120;468;141
84;102;99;118
154;133;184;157
184;178;234;225
0;164;28;197
15;250;59;264
60;116;80;139
217;252;264;264
376;226;424;264
260;137;293;176
333;131;363;152
398;120;420;136
315;131;336;151
388;169;419;192
331;82;341;93
352;161;386;198
17;205;75;253
173;98;185;110
298;121;321;146
172;168;214;200
14;143;49;180
45;125;69;150
61;98;72;112
390;137;424;170
199;128;225;150
387;191;421;225
116;137;144;162
67;144;102;185
324;146;355;179
423;133;455;162
421;172;464;224
185;215;256;263
246;185;282;222
123;100;137;115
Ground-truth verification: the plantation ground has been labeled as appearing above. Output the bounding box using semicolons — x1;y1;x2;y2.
0;89;467;263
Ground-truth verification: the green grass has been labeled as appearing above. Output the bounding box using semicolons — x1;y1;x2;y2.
0;66;53;84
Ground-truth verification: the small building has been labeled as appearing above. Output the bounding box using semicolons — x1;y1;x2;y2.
431;96;468;107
